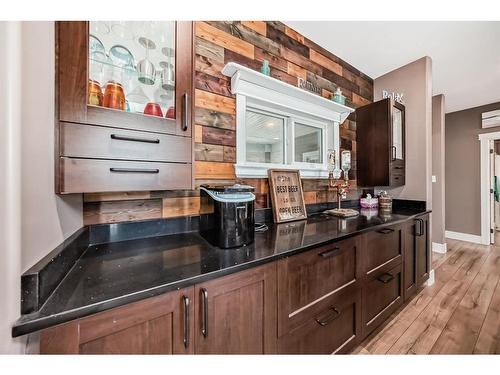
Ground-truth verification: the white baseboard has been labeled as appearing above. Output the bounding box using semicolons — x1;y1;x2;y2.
425;269;435;287
445;230;483;244
432;242;448;254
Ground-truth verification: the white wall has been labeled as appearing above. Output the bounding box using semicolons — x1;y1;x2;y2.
0;21;25;354
21;22;83;271
374;57;433;206
0;21;83;353
432;94;446;245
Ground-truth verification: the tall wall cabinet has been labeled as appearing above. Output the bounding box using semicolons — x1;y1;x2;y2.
356;98;406;187
55;21;194;193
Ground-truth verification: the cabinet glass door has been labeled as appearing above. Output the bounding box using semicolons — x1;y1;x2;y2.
88;21;176;120
392;106;403;161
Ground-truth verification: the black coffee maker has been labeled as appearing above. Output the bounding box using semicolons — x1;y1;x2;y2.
199;184;255;248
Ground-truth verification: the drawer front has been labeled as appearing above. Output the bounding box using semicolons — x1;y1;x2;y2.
390;173;405;186
278;287;361;354
363;225;402;275
362;263;403;336
60;158;192;193
277;237;360;336
60;122;191;163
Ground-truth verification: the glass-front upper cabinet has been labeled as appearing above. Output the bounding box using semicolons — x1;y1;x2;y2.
57;21;193;136
391;101;405;163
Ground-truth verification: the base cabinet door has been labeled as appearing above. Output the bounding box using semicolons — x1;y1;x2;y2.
416;214;431;286
194;263;277;354
40;287;194;354
362;263;403;337
403;221;418;301
278;287;362;354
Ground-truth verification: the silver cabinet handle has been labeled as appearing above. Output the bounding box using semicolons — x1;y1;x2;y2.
315;307;340;326
183;295;190;348
201;288;208;338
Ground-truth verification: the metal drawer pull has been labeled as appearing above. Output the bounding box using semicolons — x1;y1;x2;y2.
182;295;190;348
181;93;189;131
315;307;340;326
415;218;424;236
201;288;208;338
377;228;394;234
377;273;395;284
318;246;340;258
110;134;160;144
109;167;159;174
394;166;404;169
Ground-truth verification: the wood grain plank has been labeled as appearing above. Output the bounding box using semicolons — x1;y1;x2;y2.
195;89;236;115
195;36;224;63
353;92;371;107
83;199;163;225
195;161;235;179
195;54;226;79
241;21;267;36
202;126;236;147
194;124;203;143
196;22;255;59
84;192;151;203
267;24;309;58
430;249;500;354
287;62;307;80
474;277;500;354
194;107;235;131
255;46;288;72
195;143;224;162
162;197;200;218
387;246;489;354
207;21;280;56
223;146;236;162
310;49;342;76
223;48;261;71
284;26;304;44
194;71;232;98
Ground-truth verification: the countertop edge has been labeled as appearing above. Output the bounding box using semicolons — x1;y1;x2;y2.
12;209;431;337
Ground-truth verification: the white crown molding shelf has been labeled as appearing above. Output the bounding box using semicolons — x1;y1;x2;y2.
222;63;355;179
221;62;355;124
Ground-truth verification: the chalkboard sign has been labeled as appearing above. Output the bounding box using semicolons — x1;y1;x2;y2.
268;169;307;223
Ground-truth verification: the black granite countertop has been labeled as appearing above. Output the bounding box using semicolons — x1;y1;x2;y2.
13;207;429;337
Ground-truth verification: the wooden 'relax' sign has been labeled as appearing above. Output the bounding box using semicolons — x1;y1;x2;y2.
268;169;307;223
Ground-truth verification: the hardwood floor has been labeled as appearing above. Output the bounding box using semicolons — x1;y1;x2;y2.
351;238;500;354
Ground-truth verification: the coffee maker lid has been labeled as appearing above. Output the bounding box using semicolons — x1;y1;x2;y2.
200;183;255;193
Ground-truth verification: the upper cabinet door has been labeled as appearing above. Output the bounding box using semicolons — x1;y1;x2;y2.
391;101;405;163
57;21;193;136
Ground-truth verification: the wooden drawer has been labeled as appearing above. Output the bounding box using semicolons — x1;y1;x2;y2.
277;237;361;336
60;122;192;163
362;262;403;336
278;287;361;354
60;158;192;193
362;224;402;275
390;173;405;186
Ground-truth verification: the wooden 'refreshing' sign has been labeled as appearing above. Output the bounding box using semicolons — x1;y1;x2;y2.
268;169;307;223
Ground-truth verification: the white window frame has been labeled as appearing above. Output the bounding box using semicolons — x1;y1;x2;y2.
236;95;338;178
222;63;354;179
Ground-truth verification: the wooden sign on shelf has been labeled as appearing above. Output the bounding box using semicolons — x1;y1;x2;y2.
268;169;307;223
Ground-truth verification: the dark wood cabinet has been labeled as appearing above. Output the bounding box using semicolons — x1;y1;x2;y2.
40;287;194;354
278;287;362;354
362;263;403;337
356;98;406;187
55;21;194;193
415;214;431;286
403;213;431;301
38;215;430;355
194;263;277;354
277;237;361;337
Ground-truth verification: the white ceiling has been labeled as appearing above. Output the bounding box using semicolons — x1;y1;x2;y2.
285;21;500;113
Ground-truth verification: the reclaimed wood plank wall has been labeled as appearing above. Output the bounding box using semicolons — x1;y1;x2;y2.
83;21;374;225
